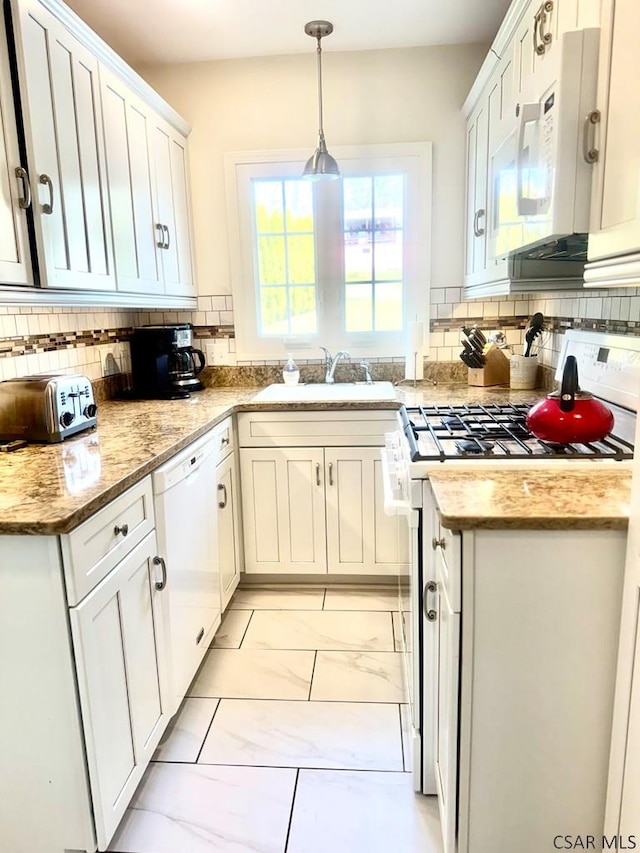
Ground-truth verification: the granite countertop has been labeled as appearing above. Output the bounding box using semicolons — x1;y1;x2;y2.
428;469;632;531
0;379;627;535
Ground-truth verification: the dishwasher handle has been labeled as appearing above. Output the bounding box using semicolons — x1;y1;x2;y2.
153;555;168;591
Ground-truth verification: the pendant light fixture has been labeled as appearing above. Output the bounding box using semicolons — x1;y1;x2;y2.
302;20;340;181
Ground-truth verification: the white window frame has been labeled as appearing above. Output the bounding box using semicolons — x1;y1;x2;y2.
224;142;432;361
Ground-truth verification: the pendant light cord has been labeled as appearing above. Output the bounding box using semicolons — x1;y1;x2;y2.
316;37;324;140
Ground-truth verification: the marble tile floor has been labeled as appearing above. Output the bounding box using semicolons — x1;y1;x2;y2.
109;585;442;853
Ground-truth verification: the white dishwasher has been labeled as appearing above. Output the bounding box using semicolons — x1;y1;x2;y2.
153;431;221;715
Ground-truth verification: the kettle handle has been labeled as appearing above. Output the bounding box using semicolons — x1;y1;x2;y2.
191;348;206;375
560;355;578;413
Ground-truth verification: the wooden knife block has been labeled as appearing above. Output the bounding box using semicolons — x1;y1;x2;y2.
467;346;510;387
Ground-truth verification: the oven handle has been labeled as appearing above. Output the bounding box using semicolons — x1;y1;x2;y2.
380;448;412;517
424;581;437;622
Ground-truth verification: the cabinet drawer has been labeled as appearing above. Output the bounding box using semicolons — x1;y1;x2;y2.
238;411;398;447
213;416;234;460
62;477;155;605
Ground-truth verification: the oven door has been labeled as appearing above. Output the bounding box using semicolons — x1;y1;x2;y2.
381;448;435;794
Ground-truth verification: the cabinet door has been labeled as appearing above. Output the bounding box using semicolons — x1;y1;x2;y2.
240;447;327;574
0;3;31;286
434;558;460;853
325;447;409;575
588;0;640;264
216;451;241;611
12;0;114;290
514;0;562;104
153;121;195;297
101;67;163;295
464;105;488;280
69;532;169;850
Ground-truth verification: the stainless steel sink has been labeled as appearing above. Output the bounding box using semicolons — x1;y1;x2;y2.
250;381;397;403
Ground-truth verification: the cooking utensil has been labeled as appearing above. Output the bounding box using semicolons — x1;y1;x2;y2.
526;355;614;444
524;312;544;357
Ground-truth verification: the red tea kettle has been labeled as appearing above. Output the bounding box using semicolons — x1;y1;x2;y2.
526;355;614;444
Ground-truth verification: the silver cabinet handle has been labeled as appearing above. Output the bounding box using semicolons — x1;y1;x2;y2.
217;482;227;508
163;224;170;250
114;523;129;537
328;462;334;486
156;223;165;248
316;462;321;486
582;109;601;164
473;208;485;237
39;174;54;214
538;0;554;49
424;580;437;621
15;167;31;209
153;555;167;591
432;537;446;550
533;1;553;55
196;627;205;645
220;435;230;446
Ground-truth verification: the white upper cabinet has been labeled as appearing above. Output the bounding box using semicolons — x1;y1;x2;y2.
152;120;195;297
11;0;115;291
0;0;197;304
100;68;163;296
585;0;640;284
101;68;195;298
463;0;606;298
0;3;32;286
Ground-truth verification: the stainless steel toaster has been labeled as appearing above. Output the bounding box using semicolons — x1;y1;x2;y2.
0;374;98;443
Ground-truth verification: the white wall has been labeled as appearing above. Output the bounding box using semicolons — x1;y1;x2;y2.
138;44;487;305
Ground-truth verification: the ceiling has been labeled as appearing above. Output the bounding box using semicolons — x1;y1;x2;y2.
64;0;512;66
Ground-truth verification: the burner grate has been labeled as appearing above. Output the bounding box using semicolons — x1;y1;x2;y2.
400;403;635;462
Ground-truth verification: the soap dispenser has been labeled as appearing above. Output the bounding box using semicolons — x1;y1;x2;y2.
282;354;300;385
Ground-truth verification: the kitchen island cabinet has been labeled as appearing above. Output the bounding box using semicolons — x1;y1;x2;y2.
424;471;629;853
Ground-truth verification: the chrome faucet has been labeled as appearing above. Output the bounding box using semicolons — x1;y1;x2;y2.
320;347;350;383
359;360;373;384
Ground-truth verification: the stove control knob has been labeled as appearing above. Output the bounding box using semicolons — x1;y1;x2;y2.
83;403;97;419
60;411;75;428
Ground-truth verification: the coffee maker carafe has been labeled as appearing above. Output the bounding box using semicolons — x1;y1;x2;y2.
130;324;206;398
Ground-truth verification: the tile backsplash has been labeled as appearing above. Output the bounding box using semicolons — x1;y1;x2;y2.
0;286;639;387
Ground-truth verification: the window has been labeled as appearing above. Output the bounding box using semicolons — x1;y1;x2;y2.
226;143;431;360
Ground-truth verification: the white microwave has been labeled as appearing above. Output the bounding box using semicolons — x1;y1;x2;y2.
489;28;600;262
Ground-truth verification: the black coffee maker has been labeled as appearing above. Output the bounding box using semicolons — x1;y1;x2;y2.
130;324;206;399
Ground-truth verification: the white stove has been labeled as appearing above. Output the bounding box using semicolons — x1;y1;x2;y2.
382;330;639;797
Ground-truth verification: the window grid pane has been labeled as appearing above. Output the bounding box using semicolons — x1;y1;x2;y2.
253;178;317;336
343;174;404;333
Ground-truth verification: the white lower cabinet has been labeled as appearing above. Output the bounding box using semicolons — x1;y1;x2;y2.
239;411;408;577
0;475;174;853
423;485;627;853
216;449;242;609
70;531;169;850
241;446;327;574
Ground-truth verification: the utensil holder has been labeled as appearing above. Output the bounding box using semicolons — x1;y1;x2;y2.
467;346;510;387
510;355;538;390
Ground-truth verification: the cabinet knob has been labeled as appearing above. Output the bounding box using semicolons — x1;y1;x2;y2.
432;537;446;550
114;523;129;537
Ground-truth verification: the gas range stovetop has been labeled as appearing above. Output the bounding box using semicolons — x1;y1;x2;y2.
400;403;635;462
